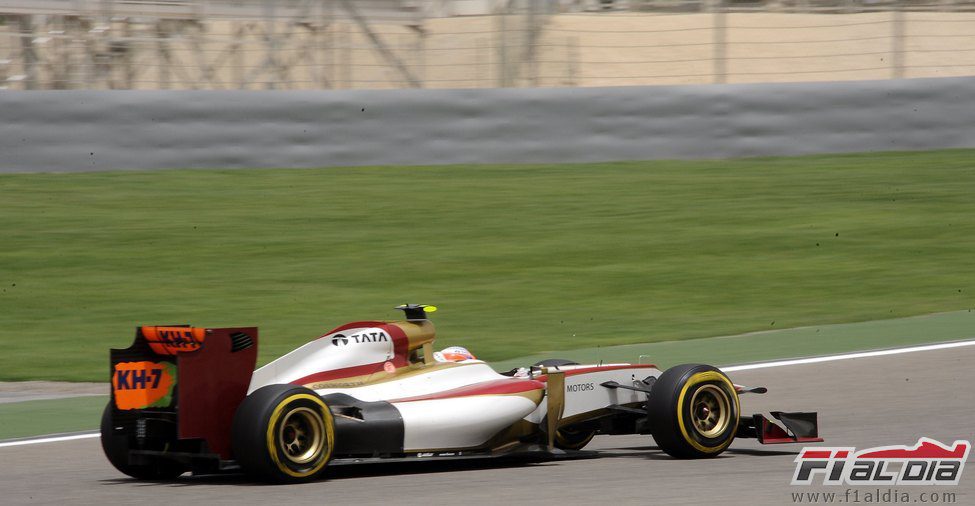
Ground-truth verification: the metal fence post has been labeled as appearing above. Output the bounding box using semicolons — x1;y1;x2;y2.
567;36;578;87
17;14;35;89
714;0;727;84
529;0;537;87
892;0;905;79
497;8;508;87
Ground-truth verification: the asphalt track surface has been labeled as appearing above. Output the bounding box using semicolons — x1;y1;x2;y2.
2;345;973;506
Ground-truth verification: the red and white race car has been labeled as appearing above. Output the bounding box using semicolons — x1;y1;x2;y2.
102;304;821;483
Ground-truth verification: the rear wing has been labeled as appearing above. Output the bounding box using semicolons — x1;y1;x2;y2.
109;326;258;460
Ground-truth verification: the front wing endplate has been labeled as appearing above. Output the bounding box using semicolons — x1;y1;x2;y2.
740;411;823;444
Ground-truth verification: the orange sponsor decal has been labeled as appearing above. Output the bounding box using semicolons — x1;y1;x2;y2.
141;326;206;355
112;361;177;410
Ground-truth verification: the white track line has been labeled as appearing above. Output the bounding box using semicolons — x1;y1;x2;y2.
721;338;975;372
4;339;975;448
0;431;99;448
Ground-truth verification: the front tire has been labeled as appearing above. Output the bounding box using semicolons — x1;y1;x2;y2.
231;385;335;483
647;364;739;458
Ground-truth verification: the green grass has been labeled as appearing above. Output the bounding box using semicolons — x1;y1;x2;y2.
1;149;974;381
491;309;975;371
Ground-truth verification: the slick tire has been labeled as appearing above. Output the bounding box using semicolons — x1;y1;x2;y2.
100;403;185;480
232;384;335;483
647;364;739;459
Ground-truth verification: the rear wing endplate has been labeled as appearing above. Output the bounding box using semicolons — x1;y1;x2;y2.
109;325;258;459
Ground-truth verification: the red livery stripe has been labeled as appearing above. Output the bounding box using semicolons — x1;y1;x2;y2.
293;322;412;385
292;362;391;385
387;324;410;365
390;378;546;403
316;321;410;360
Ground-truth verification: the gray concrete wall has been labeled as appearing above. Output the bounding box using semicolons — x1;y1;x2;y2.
1;77;973;173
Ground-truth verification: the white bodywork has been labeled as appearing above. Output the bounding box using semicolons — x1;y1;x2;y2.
524;365;658;425
250;326;395;388
250;324;661;452
394;394;540;450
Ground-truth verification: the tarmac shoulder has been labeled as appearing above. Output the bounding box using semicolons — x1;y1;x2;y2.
0;381;107;403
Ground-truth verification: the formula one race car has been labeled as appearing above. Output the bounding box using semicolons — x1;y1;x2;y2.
102;304;822;483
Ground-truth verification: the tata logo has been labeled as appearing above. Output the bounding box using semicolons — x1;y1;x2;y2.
332;331;389;346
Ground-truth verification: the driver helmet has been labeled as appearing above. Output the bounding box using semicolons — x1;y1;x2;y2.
436;346;476;362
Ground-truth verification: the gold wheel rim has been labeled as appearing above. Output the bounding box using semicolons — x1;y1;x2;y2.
689;384;731;439
278;406;325;465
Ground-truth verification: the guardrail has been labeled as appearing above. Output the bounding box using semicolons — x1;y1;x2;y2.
0;0;972;90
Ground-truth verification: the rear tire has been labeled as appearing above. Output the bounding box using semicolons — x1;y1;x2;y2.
100;403;185;480
231;385;335;483
647;364;739;458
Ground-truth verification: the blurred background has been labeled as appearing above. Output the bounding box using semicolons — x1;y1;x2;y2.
0;0;972;91
2;1;974;380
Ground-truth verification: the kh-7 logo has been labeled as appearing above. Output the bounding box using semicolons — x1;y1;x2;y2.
141;326;205;355
116;368;164;389
332;331;390;346
112;361;177;410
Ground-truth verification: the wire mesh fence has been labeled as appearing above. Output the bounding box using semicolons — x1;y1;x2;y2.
0;0;972;90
